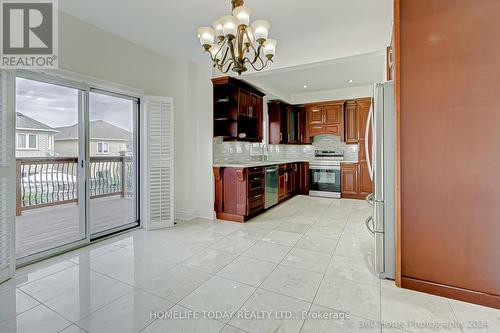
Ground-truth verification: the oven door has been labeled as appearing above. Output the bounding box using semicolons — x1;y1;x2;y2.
309;165;341;198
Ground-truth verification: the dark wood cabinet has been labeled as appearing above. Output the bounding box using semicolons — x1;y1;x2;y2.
212;76;265;142
305;102;344;141
358;163;372;198
268;101;306;144
344;100;359;144
341;163;358;198
214;162;309;222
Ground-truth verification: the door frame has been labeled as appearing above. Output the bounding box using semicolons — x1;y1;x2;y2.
15;70;144;267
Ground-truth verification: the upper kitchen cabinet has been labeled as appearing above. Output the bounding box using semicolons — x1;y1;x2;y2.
212;76;265;142
305;101;344;140
344;97;372;145
268;100;307;144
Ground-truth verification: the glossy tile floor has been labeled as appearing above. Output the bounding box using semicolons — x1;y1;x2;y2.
1;196;499;333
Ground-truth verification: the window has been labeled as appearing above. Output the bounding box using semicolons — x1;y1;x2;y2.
17;133;38;149
97;142;109;154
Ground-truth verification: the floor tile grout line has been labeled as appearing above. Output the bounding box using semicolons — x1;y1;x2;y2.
298;204;354;333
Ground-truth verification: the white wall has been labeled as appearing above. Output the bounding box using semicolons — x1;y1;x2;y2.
59;12;214;221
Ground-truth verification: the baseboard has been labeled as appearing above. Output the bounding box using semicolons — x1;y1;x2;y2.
175;210;215;221
401;276;500;309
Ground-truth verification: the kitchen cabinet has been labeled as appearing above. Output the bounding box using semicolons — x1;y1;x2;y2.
268;101;306;144
214;162;308;222
344;100;359;144
212;76;265;142
341;162;371;200
305;102;344;141
341;163;358;198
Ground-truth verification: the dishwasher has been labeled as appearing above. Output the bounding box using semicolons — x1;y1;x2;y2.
265;166;279;209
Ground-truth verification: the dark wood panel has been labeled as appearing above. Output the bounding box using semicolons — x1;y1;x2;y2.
344;101;359;144
341;163;358;198
399;0;500;304
358;163;372;198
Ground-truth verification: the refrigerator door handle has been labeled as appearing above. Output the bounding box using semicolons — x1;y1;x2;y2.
365;216;375;235
365;103;374;181
365;193;374;206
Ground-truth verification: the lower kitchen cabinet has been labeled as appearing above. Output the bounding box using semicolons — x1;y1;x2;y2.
341;162;371;200
213;162;309;222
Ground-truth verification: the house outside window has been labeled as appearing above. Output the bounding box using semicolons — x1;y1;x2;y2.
17;133;38;149
97;142;109;154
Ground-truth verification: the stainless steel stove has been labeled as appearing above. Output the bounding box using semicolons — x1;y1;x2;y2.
309;150;344;198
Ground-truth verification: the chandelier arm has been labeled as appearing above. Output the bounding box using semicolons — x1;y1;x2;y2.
219;42;231;67
250;44;265;65
228;38;238;66
221;59;234;73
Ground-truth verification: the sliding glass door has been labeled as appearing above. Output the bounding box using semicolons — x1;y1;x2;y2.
15;76;87;260
14;74;140;263
89;90;139;237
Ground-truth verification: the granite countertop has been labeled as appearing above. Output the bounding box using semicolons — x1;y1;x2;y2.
213;160;310;168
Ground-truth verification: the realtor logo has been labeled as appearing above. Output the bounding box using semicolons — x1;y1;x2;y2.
0;0;58;68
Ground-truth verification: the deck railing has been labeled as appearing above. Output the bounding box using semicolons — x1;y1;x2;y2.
16;156;133;216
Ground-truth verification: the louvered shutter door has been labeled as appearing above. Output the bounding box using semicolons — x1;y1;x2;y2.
146;97;174;229
0;71;16;283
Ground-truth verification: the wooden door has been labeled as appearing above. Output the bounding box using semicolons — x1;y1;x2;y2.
323;104;342;124
341;163;358;198
308;107;322;124
399;0;500;306
239;89;250;118
344;101;359;144
358;163;372;198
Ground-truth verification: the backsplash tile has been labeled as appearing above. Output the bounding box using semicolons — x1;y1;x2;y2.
213;134;358;164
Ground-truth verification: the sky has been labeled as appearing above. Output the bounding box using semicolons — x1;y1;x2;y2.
16;77;134;130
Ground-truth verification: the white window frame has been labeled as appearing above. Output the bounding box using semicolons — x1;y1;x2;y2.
96;141;109;154
48;135;54;151
16;133;38;150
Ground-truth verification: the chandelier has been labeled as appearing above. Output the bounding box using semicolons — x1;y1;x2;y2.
197;0;277;75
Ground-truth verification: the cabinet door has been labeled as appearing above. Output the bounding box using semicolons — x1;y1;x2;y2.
278;173;286;201
358;162;372;198
239;89;250;117
341;163;358;197
268;102;282;144
309;125;324;136
308;107;323;125
249;94;258;118
323;104;342;124
286;170;294;196
344;101;359;144
324;124;341;136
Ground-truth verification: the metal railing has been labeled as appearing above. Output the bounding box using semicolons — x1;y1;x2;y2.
16;156;133;216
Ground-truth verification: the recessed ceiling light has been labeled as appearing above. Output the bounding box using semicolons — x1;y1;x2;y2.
348;79;353;83
303;85;308;88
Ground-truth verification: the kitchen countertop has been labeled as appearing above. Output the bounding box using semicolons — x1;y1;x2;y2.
213;160;310;168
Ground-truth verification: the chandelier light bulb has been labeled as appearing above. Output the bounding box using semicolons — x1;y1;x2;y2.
197;27;215;48
263;38;277;57
232;6;252;26
212;19;224;39
220;15;239;37
251;20;270;42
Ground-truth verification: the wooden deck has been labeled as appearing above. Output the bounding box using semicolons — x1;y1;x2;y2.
15;196;136;258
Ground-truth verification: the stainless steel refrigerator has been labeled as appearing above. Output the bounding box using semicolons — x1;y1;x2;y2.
365;81;396;280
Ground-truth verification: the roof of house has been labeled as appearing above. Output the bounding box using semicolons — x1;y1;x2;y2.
16;112;59;132
55;120;132;141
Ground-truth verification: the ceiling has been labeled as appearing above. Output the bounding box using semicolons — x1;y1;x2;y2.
243;51;385;99
59;0;393;70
